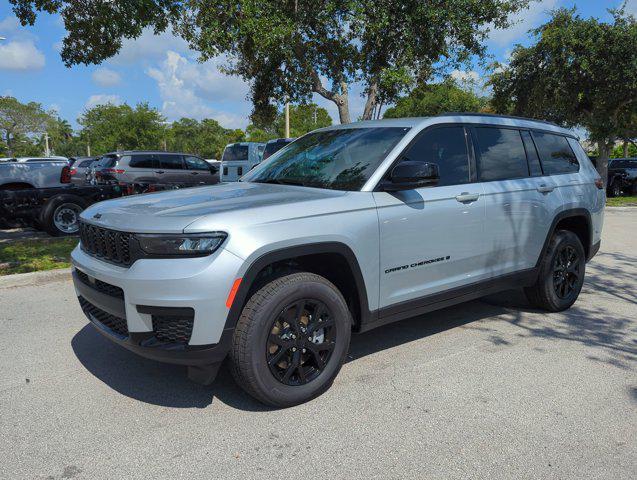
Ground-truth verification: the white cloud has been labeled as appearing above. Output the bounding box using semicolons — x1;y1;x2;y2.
85;94;123;109
146;50;251;128
0;15;20;34
0;40;45;71
625;0;637;16
487;0;559;47
450;69;480;84
109;28;189;65
92;67;122;88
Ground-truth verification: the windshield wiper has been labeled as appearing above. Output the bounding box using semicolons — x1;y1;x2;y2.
254;179;307;186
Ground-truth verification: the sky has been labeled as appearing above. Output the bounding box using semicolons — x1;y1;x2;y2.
0;0;634;131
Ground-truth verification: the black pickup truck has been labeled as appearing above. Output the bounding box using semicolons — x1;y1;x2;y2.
607;158;637;197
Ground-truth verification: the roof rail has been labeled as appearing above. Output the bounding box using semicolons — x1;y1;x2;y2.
437;112;562;128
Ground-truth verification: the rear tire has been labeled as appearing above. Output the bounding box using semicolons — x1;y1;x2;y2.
607;181;622;198
525;230;586;312
39;194;87;236
230;272;352;407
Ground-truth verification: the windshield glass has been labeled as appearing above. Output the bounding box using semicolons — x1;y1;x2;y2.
222;145;249;162
242;127;409;191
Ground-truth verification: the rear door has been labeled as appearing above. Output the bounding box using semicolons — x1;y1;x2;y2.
374;125;487;308
126;154;159;184
158;153;188;184
471;126;554;276
184;155;215;184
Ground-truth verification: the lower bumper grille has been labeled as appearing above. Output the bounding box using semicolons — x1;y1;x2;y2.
75;269;124;299
152;313;195;345
79;296;128;338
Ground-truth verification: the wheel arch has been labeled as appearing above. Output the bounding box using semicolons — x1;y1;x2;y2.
224;242;373;333
538;209;593;263
0;182;35;190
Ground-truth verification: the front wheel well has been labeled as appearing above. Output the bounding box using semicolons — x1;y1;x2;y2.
554;215;591;258
0;182;35;190
247;252;365;330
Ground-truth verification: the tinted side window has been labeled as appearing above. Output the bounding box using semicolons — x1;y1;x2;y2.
184;156;209;171
520;131;543;176
79;160;94;168
402;126;470;186
532;132;579;174
474;127;528;181
159;154;184;170
129;154;157;169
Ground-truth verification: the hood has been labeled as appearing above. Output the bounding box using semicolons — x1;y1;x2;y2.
80;182;350;233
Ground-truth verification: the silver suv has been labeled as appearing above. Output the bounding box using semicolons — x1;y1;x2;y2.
91;151;218;186
71;114;605;407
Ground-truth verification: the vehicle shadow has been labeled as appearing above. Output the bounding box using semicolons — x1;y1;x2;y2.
71;299;509;412
71;257;637;411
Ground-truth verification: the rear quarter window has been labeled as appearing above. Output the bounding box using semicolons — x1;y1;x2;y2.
129;154;157;169
532;132;579;174
222;145;249;162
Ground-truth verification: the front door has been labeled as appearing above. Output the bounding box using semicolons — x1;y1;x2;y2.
184;155;214;185
373;125;486;309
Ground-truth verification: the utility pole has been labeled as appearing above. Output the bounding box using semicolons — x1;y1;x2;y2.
313;105;317;124
44;132;51;157
284;99;290;139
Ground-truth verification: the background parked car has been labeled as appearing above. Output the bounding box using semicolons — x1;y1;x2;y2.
68;156;98;185
205;159;221;183
90;151;219;186
0;159;70;190
16;156;69;163
607;157;637;197
220;142;265;181
262;137;296;161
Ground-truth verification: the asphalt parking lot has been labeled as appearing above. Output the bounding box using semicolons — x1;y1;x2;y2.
1;209;635;480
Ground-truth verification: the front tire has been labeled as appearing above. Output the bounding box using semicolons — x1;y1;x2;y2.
230;272;352;407
525;230;586;312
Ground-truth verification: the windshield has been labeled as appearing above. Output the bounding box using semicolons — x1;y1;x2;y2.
242;127;409;191
222;145;249;162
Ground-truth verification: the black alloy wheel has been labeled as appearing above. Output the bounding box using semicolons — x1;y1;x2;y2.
266;299;336;386
552;245;581;299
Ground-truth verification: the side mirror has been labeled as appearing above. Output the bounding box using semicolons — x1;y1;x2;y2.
384;161;439;191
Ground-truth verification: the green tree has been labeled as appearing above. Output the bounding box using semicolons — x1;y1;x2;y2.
247;103;332;141
168;118;245;159
384;78;488;119
78;103;165;155
12;0;531;124
490;7;637;182
0;96;49;156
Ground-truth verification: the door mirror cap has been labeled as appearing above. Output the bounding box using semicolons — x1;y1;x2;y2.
384;161;440;191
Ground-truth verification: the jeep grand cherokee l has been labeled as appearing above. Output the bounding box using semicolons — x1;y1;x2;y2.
71;114;605;407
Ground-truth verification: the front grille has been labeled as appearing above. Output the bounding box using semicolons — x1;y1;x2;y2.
79;221;132;266
79;296;128;338
152;314;194;345
75;269;124;299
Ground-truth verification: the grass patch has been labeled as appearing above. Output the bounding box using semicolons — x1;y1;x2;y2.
606;196;637;207
0;237;77;275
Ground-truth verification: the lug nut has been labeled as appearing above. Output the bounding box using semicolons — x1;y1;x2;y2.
308;337;312;341
292;347;297;352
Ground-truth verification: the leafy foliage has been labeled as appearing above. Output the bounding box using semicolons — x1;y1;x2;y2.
167;118;245;159
247;104;332;142
0;96;49;156
11;0;531;124
490;7;637;178
78;103;166;154
384;79;488;119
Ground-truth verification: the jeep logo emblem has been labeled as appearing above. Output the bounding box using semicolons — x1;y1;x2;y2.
93;213;102;219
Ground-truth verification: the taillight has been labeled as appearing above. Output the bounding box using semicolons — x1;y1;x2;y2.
69;168;77;175
60;166;71;183
594;177;604;189
103;168;125;174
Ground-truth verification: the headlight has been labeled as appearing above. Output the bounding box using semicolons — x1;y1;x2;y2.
137;232;227;256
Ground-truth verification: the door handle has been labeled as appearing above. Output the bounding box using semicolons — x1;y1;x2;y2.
155;170;165;174
190;172;199;175
537;184;555;193
455;192;480;203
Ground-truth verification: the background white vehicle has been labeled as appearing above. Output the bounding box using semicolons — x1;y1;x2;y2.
220;142;265;181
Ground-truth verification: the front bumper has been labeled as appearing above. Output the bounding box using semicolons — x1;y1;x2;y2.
71;244;244;365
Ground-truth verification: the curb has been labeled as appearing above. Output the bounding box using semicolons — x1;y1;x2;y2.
0;268;72;289
605;206;636;211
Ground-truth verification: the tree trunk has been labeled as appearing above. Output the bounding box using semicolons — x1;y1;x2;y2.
623;140;628;157
597;140;613;187
5;131;12;157
310;71;351;124
362;82;378;121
